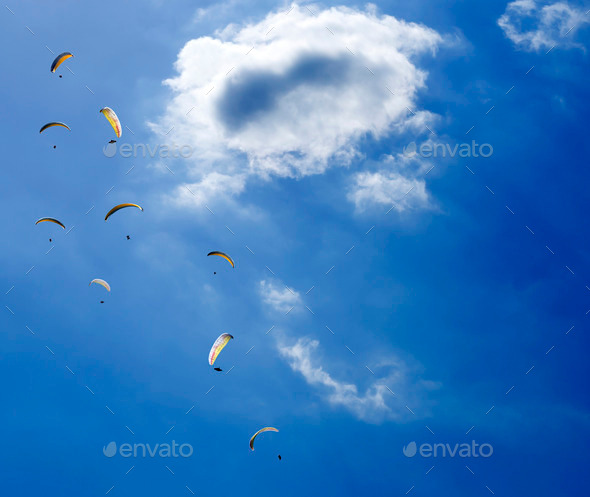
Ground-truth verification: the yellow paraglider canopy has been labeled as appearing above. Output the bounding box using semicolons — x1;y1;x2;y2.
39;122;70;133
35;217;65;229
100;107;122;138
104;203;143;221
50;52;73;73
207;251;235;268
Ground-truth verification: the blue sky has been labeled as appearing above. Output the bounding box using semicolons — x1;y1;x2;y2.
1;0;590;495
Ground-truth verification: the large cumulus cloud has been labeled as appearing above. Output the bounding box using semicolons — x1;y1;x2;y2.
151;4;442;208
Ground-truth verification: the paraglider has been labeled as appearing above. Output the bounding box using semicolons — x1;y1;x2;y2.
208;333;233;366
39;122;70;133
50;52;73;73
89;279;111;292
214;367;222;372
249;427;279;451
104;203;143;221
35;217;65;230
126;235;130;240
100;107;122;138
278;455;282;460
207;251;235;268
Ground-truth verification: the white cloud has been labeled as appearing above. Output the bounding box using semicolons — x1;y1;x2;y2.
259;279;301;313
498;0;589;52
278;337;439;423
170;172;247;207
348;170;430;213
152;4;443;208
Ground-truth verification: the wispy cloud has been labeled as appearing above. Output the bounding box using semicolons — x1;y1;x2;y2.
259;279;301;313
498;0;589;52
348;170;430;213
278;337;440;423
170;172;247;208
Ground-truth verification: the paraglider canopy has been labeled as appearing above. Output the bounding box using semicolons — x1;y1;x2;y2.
35;217;65;230
104;203;143;221
39;122;70;133
208;333;233;366
50;52;73;73
100;107;122;138
207;251;235;268
249;427;279;451
89;279;111;292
